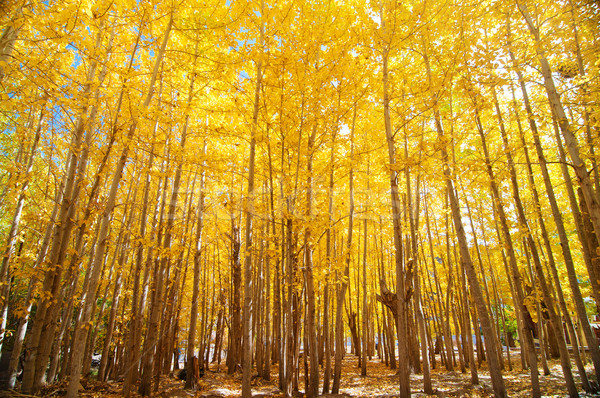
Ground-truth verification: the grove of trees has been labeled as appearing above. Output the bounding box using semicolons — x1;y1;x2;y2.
0;0;598;397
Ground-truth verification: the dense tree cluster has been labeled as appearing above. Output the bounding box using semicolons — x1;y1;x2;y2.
0;0;598;397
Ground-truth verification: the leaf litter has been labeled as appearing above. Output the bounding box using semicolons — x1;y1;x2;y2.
24;351;600;398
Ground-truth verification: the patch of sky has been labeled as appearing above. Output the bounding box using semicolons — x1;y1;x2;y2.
66;43;82;69
339;123;349;136
369;10;380;27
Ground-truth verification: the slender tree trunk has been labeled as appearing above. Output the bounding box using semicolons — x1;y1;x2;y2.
265;124;279;379
0;104;44;351
304;115;320;397
123;125;158;395
322;122;336;392
471;102;540;397
263;195;272;380
504;83;592;390
517;2;600;247
415;247;432;393
507;17;600;385
550;116;600;384
424;199;451;372
255;234;265;379
20;24;110;394
459;264;478;384
5;176;62;388
143;140;185;394
186;143;206;389
332;104;357;395
0;9;21;80
361;217;368;377
241;8;263;394
567;0;599;200
98;239;128;381
67;15;171;398
422;45;506;397
381;10;410;396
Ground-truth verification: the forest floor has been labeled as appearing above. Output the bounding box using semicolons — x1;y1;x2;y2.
23;351;600;398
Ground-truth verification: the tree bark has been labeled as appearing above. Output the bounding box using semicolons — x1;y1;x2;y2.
517;2;600;248
381;8;410;396
241;7;263;394
67;14;171;398
0;103;44;351
186;142;206;389
21;24;108;394
471;101;539;397
507;16;600;386
421;45;507;396
332;103;356;395
500;84;582;392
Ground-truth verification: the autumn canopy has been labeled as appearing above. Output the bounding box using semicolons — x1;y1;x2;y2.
0;0;599;397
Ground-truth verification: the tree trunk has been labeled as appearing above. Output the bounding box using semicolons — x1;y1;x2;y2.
422;45;507;396
0;9;21;80
508;16;600;386
472;102;539;397
122;122;159;396
517;2;600;249
0;103;44;352
381;8;410;395
20;24;109;394
241;8;263;394
332;103;356;395
304;120;319;398
66;15;171;398
186;142;206;389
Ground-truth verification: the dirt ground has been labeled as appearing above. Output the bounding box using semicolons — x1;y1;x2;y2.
8;351;600;397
